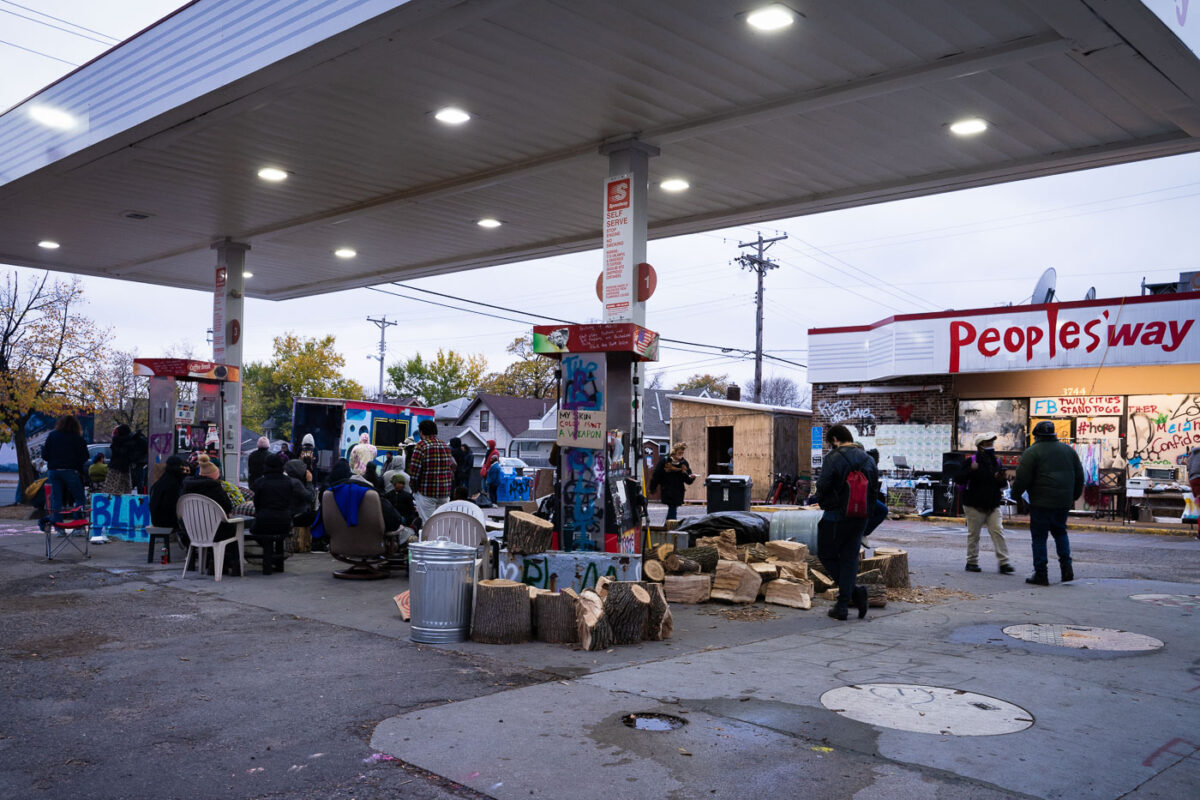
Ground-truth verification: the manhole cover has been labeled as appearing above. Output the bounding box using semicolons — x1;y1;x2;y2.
622;712;687;731
1129;594;1200;610
1002;624;1163;651
820;684;1032;736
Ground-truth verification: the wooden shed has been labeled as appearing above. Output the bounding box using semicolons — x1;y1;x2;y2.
667;395;812;504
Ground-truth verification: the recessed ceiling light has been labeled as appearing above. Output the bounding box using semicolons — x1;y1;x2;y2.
334;248;357;259
38;240;60;249
257;166;288;182
660;178;690;192
28;104;77;130
434;107;471;125
242;271;253;278
747;4;795;31
949;118;988;136
476;218;502;228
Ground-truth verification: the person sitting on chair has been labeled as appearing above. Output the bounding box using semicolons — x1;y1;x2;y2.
149;455;190;546
181;455;251;575
384;471;420;532
88;453;108;489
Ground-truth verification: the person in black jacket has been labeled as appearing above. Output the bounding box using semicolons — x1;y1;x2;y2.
149;456;189;540
649;443;696;521
102;424;139;495
247;437;271;485
813;425;879;621
383;471;420;531
181;455;250;575
42;415;89;529
250;454;308;574
958;432;1014;575
449;437;470;492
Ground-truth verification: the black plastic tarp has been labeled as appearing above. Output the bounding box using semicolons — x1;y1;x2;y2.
674;511;771;545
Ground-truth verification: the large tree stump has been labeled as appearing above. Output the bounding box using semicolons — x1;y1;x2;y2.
637;581;673;641
506;510;554;555
868;548;911;588
603;582;650;645
697;530;738;560
534;591;579;644
674;546;718;572
642;559;665;582
470;579;532;644
763;579;812;609
663;574;711;603
664;552;701;574
594;575;615;598
710;559;762;604
574;589;613;651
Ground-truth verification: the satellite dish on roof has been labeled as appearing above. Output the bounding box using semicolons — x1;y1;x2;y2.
1084;286;1096;301
1030;267;1057;304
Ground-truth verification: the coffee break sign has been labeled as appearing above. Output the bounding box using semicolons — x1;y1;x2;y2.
602;174;634;322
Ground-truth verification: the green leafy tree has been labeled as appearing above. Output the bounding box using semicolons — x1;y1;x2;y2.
672;373;730;396
0;272;113;488
387;349;488;406
477;335;558;399
242;333;364;439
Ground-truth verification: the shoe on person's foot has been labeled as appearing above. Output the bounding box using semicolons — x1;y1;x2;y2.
1025;572;1050;586
853;586;869;619
999;563;1015;574
965;563;982;572
827;605;849;621
1060;562;1074;582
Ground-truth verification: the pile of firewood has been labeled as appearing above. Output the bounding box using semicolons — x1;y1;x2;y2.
643;529;910;612
470;577;673;651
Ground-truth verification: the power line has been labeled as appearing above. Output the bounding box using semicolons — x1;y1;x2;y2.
0;37;78;66
1;1;119;41
0;6;118;46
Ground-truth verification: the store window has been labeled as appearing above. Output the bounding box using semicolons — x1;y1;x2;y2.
479;410;490;433
955;399;1028;452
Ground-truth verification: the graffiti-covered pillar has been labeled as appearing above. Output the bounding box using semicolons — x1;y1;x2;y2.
211;238;249;483
559;353;607;551
600;138;657;479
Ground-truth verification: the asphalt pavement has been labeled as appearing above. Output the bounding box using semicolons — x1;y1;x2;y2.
0;510;1197;799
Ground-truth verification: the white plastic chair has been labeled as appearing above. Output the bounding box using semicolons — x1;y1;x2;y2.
421;510;489;582
177;494;247;581
431;499;487;527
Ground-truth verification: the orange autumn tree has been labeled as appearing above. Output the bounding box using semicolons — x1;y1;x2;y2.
0;272;114;489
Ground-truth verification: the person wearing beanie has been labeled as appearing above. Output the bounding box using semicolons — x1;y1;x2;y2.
249;453;308;574
247;436;271;485
88;452;108;487
181;454;249;575
959;432;1015;574
383;471;419;531
1011;420;1085;585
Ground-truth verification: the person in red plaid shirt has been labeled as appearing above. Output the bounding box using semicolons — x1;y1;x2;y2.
408;419;456;521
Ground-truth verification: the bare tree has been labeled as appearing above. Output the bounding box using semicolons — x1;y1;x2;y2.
746;375;811;408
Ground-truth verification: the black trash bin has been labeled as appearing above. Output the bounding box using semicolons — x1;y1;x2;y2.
705;475;754;513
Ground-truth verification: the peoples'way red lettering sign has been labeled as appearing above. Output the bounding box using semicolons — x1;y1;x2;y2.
807;293;1200;382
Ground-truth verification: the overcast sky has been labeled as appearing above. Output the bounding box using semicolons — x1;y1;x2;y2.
2;1;1198;397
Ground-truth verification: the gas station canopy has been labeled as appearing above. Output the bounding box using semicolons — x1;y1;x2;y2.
1;0;1198;301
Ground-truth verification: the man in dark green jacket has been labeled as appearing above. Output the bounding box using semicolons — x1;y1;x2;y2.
1010;421;1085;585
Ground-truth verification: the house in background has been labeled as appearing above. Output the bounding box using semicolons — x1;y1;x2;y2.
432;397;471;426
455;393;555;462
510;403;558;466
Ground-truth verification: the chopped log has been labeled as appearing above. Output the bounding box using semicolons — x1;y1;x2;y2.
821;588;839;601
603;582;650;645
574;589;613;651
777;561;809;582
710;559;762;604
655;543;675;561
642;559;666;582
765;540;809;563
291;525;312;553
506;511;554;555
663;573;711;604
741;542;770;563
867;584;888;608
750;562;779;581
697;530;738;560
868;548;911;588
471;579;532;644
638;581;673;641
594;575;614;599
534;591;579;644
857;569;884;585
664;519;682;531
664;552;701;574
675;546;718;572
810;567;835;593
763;579;812;609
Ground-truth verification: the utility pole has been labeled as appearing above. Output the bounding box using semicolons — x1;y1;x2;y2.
736;232;787;403
366;316;397;400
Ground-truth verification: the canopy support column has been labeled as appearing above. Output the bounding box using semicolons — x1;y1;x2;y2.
211;238;250;483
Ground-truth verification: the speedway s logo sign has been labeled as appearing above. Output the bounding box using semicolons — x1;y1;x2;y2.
606;178;630;212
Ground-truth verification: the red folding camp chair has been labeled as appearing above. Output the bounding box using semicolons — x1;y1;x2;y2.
43;483;90;560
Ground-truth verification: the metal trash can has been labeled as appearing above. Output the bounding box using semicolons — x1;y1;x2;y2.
408;538;477;644
705;474;754;513
767;509;824;551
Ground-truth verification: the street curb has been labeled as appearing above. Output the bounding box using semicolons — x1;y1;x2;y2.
893;513;1191;537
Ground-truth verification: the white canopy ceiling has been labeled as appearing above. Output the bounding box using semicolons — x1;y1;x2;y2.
2;0;1198;300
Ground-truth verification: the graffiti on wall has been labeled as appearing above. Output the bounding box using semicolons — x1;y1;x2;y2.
561;354;605;411
817;399;876;435
561;447;605;550
498;550;640;592
90;493;150;541
1126;394;1200;473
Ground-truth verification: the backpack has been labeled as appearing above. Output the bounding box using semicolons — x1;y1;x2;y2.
845;468;869;518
